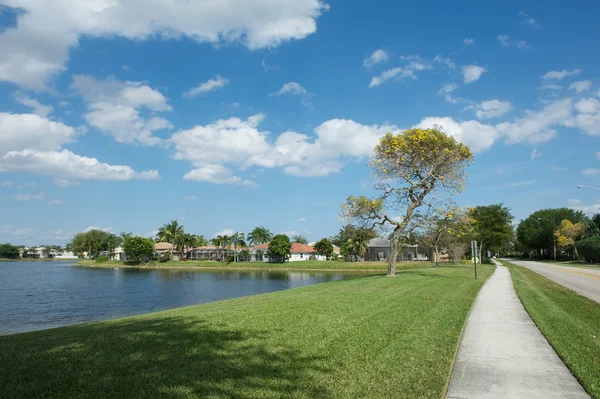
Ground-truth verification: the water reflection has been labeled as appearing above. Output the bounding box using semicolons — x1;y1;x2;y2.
0;262;370;335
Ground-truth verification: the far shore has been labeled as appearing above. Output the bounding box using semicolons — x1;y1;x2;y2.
0;258;78;262
76;259;434;272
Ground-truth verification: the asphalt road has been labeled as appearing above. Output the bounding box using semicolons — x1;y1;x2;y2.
506;259;600;304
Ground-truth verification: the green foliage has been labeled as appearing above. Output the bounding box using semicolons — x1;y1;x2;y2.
122;236;154;264
517;208;589;258
577;236;600;263
247;226;273;246
70;229;112;258
313;238;334;258
158;253;170;263
331;225;377;259
292;235;308;245
470;204;513;254
95;255;109;263
239;249;250;261
0;243;20;259
267;234;292;262
195;235;209;248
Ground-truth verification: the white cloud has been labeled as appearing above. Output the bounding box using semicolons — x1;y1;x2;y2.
298;217;306;222
414;117;500;153
530;149;543;160
575;98;600;114
496;99;572;144
183;165;256;186
462;65;486;83
463;38;475;46
214;229;235;237
0;0;328;90
1;181;13;187
12;192;45;201
542;69;581;80
48;199;64;206
274;82;309;96
184;75;229;97
476;100;513;119
71;75;173;146
541;83;562;91
486;179;539;190
53;178;80;188
59;101;69;107
569;80;592;93
84;226;113;233
13;92;53;117
568;199;600;215
0;149;160;182
497;35;510;47
582;169;600;176
363;49;389;68
523;18;540;29
438;83;459;103
183;195;198;201
261;60;280;72
172;114;397;179
18;182;37;188
596;152;600;160
0;112;76;153
433;55;455;69
573;97;600;136
517;41;531;50
369;67;414;87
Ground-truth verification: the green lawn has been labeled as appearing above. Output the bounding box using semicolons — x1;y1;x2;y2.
77;259;434;271
0;264;493;399
502;260;600;398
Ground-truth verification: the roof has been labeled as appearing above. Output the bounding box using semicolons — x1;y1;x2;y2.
368;237;391;248
154;242;173;251
248;242;317;253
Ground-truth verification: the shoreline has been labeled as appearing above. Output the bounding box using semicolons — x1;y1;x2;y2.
75;259;432;273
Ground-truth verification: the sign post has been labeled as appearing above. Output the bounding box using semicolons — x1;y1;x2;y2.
471;240;478;280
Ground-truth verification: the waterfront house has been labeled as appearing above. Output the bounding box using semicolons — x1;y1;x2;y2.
365;238;428;262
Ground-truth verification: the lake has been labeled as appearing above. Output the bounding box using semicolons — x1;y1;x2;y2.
0;261;371;335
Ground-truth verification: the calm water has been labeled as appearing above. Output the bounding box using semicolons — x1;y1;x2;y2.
0;261;368;335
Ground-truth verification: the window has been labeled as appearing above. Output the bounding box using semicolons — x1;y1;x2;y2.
300;253;304;258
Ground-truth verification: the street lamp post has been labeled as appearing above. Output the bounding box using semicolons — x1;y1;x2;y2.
577;185;600;191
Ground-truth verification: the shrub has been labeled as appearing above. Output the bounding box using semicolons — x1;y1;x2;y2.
158;253;170;263
95;255;109;263
577;236;600;263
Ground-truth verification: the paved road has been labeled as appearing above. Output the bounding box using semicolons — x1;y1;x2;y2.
505;259;600;304
446;260;589;399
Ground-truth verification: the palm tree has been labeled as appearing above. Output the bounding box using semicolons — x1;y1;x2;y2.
347;233;370;261
292;235;308;245
176;233;196;257
157;220;185;260
231;232;247;262
248;226;273;246
195;235;208;247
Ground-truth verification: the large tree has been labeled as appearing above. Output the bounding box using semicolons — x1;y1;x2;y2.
122;236;154;264
470;204;513;258
517;208;588;259
341;128;473;276
0;243;19;259
70;229;111;258
156;220;184;260
247;226;273;246
267;234;292;263
313;238;334;259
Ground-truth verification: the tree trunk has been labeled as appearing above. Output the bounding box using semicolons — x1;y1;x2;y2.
434;246;440;267
387;236;399;276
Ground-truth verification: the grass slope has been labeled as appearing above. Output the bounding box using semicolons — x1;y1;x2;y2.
502;260;600;398
77;259;433;271
0;264;492;399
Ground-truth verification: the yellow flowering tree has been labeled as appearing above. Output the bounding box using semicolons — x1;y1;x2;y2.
554;219;585;259
341;127;473;276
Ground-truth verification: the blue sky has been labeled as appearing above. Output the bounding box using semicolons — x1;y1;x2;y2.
0;0;599;245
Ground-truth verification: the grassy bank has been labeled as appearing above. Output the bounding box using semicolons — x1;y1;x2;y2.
0;264;493;399
502;260;600;398
77;259;434;272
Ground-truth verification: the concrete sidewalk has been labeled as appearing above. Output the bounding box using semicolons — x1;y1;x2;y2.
446;260;588;398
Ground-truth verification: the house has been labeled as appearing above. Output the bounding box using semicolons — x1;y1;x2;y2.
187;242;330;262
154;242;182;260
20;247;77;259
365;238;428;262
248;243;327;262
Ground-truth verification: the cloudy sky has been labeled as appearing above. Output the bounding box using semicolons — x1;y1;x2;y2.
0;0;599;245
